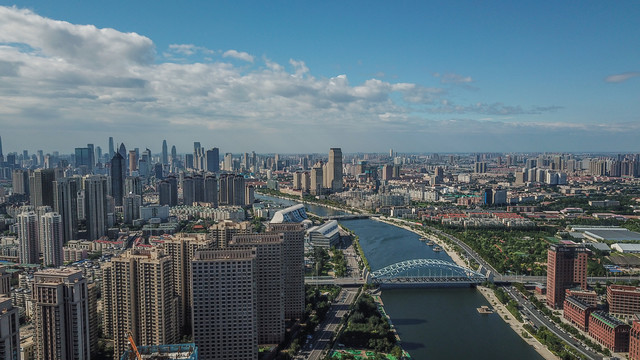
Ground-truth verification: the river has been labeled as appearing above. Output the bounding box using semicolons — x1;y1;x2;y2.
257;194;543;359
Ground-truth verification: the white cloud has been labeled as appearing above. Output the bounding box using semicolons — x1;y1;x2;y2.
222;49;254;62
166;44;215;56
605;72;640;83
439;73;473;84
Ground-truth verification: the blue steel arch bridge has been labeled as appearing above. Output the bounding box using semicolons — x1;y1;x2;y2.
367;259;487;287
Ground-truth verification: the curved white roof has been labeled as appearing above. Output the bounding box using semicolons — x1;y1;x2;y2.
270;204;308;223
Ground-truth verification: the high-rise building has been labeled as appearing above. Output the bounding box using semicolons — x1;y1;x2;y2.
167;175;178;207
29;168;56;208
267;222;305;319
171;145;177;164
162;140;169;165
11;169;29;195
124;176;142;197
230;233;285;344
32;268;91;360
118;143;126;160
39;212;63;267
546;243;588;309
326;148;343;192
54;177;79;243
110;152;125;206
0;296;20;360
206;148;220;173
123;194;142;224
108;137;114;157
210;221;251;248
158;181;172;206
84;176;108;241
0;135;3;164
310;162;323;195
224;153;233;171
128;150;137;174
191;248;258;360
607;285;640;317
17;211;39;264
161;233;213;334
87;144;95;168
182;176;194;206
74;147;92;171
102;249;178;360
204;174;218;207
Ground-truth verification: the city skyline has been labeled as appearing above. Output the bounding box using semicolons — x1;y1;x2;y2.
0;3;639;153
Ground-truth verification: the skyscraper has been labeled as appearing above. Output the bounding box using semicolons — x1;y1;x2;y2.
268;222;305;319
39;212;63;267
171;145;177;163
110;152;125;206
11;169;29;195
123;194;141;224
29;168;56;208
167;175;178;207
102;249;178;360
118;143;126;160
84;176;108;241
204;174;218;207
108;136;114;157
87;143;95;168
547;243;588;309
191;248;258;360
310;162;323;195
32;268;91;360
0;135;3;164
74;147;92;170
17;211;39;264
128;150;137;174
0;296;20;360
158;181;172;206
54;177;79;243
182;176;194;206
124;176;142;197
327;148;343;192
162;140;168;165
224;153;233;171
206;147;219;173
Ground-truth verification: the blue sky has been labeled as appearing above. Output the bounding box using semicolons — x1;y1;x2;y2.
0;1;638;154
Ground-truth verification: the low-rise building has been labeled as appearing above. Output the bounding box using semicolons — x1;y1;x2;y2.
608;285;640;317
563;296;595;332
588;311;631;353
630;321;640;360
306;220;340;248
566;288;598;307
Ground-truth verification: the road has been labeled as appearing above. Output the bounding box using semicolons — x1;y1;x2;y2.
502;285;602;360
299;288;358;360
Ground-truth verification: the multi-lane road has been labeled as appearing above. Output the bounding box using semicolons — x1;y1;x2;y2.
299;288;358;360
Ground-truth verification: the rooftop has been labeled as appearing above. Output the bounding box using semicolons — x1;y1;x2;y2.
584;229;640;242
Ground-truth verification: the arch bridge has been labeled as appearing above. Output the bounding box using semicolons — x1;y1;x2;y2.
368;259;487;287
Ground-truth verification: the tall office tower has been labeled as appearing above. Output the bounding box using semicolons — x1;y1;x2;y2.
11;169;29;195
206;148;219;173
0;296;20;360
29;168;56;208
39;212;63;267
36;150;44;167
210;221;251;248
95;146;102;164
327;148;343;192
183;153;193;169
110;152;125;206
242;152;250;171
191;248;258;360
310;162;323;195
118;143;126;160
32;268;91;360
167;175;178;206
86;143;95;167
123;194;141;224
0;135;3;163
138;150;150;177
102;249;178;360
53;177;79;243
124;176;142;196
193;174;204;203
74;147;92;171
193;142;201;153
233;175;245;206
547;243;588;309
224;153;233;171
128;150;137;174
267;223;305;319
274;153;279;171
170;145;177;162
158;181;172;206
154;163;163;179
17;211;39;264
230;233;285;344
108;137;114;156
252;151;257;168
204;174;218;207
162;140;168;165
182;176;194;206
84;176;108;241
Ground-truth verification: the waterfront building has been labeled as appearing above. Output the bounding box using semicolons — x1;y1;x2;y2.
546;243;587;309
562;296;595;332
0;296;20;360
32;268;91;360
230;233;285;344
270;204;308;224
191;248;258;360
310;162;323;195
326;148;343;192
607;285;640;318
588;311;630;353
307;220;340;248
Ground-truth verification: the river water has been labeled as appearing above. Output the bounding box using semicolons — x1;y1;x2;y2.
257;195;542;359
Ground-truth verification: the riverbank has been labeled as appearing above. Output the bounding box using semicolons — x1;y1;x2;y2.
477;286;557;360
371;216;468;269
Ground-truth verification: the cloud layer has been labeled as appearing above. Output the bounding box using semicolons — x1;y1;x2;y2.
0;6;636;153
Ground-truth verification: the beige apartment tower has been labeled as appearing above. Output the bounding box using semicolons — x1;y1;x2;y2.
0;296;19;360
191;248;258;360
268;223;305;319
102;249;178;360
32;268;90;360
230;233;285;344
